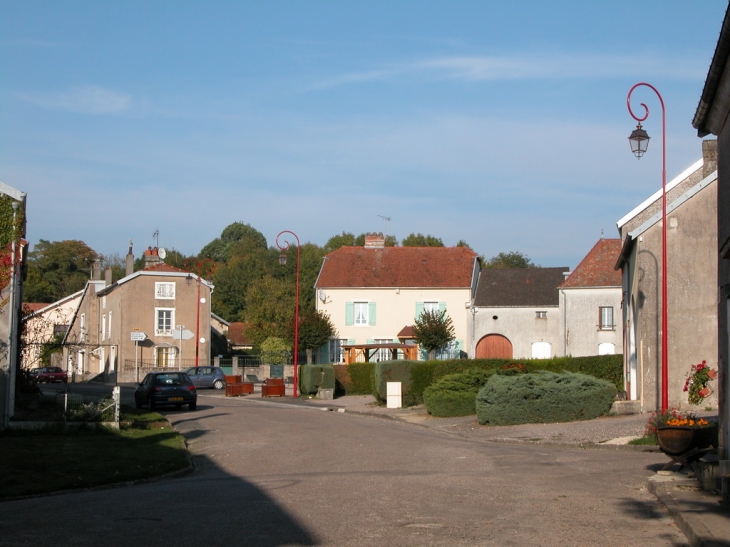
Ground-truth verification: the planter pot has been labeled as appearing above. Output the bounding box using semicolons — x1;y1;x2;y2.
656;425;718;456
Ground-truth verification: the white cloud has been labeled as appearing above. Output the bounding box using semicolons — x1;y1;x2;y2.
20;85;132;114
312;51;706;89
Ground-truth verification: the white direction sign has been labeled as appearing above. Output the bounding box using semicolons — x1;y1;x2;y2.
173;329;194;340
130;331;147;341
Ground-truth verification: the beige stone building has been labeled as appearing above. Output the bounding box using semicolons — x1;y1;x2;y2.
616;142;718;411
314;235;479;363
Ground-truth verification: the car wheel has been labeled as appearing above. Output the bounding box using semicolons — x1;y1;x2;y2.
213;379;225;390
189;402;197;410
148;398;155;411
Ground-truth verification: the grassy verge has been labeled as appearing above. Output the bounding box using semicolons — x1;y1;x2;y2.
628;434;657;446
1;406;190;499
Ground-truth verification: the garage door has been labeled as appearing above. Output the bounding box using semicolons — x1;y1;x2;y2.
475;334;513;359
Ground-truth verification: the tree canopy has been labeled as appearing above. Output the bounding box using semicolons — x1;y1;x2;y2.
401;233;444;247
412;309;455;360
484;251;536;269
23;240;100;303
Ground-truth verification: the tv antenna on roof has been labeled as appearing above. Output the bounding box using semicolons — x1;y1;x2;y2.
153;229;159;248
377;215;391;236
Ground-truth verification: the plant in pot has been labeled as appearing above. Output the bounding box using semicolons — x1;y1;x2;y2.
683;360;718;406
646;409;717;457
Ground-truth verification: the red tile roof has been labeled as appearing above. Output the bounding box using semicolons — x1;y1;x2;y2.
560;239;622;288
315;246;477;288
143;263;187;273
228;322;253;345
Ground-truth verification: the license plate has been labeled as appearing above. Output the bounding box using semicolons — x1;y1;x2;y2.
169;397;183;402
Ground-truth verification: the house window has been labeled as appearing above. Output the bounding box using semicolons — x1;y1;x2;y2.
354;302;369;326
536;311;547;319
423;302;439;314
599;307;614;330
108;312;112;340
156;347;175;367
155;282;176;300
156;308;175;336
329;339;347;364
532;341;552;359
102;314;107;341
374;338;392;362
80;313;86;343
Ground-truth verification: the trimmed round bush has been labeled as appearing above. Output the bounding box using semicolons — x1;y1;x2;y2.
476;371;617;426
424;368;495;417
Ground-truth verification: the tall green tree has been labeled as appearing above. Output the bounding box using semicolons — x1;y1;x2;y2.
200;222;268;262
485;251;536;269
244;274;295;345
23;240;99;303
324;232;396;252
413;309;455;360
401;233;444;247
298;310;337;364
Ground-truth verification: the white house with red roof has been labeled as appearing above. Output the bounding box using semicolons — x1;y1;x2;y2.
314;234;479;363
558;238;623;358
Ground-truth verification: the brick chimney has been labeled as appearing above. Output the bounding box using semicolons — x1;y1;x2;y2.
702;139;717;179
143;247;162;268
364;233;385;248
92;259;102;280
104;266;112;286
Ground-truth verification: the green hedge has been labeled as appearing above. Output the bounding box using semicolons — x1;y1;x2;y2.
333;363;374;396
423;368;496;417
476;371;617;426
299;365;335;395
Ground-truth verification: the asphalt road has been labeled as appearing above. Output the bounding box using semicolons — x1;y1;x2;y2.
0;391;690;547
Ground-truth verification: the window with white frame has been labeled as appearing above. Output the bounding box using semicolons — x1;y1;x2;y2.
329;339;347;364
155;282;176;299
536;311;547;319
80;313;86;343
101;314;107;341
156;308;175;335
108;312;112;340
599;307;614;330
374;339;392;362
354;302;369;326
423;302;439;314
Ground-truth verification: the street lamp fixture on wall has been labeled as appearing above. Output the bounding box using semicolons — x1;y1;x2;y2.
276;230;300;398
627;82;668;412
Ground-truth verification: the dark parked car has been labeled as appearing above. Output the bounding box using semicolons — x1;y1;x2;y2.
34;366;68;383
185;366;226;390
135;371;197;411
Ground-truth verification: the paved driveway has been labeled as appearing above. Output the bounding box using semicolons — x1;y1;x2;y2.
0;394;689;546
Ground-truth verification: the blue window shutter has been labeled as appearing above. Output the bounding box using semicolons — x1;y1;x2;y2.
368;302;376;325
347;339;356;345
366;339;374;344
345;302;354;326
439;302;446;313
456;340;463;357
415;302;424;319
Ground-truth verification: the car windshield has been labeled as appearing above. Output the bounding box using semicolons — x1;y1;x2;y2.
154;374;186;386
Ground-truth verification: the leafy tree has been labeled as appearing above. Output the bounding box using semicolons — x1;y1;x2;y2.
0;195;25;298
200;222;268;262
412;309;455;360
23;240;99;303
401;233;444;247
260;336;291;366
244;274;295;344
324;232;396;253
298;310;337;364
485;251;536;269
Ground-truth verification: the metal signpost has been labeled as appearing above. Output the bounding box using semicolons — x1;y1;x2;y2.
131;330;147;382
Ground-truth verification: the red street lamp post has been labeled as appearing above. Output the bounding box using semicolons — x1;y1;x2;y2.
276;230;300;398
627;82;668;412
185;258;215;368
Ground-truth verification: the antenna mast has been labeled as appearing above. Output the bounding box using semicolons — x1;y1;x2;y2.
377;215;391;237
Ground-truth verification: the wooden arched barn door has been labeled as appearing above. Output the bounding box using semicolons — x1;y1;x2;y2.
475;334;513;359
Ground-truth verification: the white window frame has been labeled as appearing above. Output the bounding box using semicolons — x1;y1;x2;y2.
599;306;614;330
354;302;369;326
108;311;112;341
536;311;547;319
423;302;439;314
156;346;175;367
80;313;86;343
155;282;176;300
101;314;107;341
329;338;347;364
155;308;175;336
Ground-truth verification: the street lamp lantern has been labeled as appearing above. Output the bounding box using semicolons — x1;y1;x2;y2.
628;123;650;158
276;230;300;398
627;82;668;412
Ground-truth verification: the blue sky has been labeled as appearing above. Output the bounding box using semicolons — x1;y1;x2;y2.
1;1;727;268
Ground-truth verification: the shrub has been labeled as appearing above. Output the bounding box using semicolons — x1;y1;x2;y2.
476;371;617;426
332;363;374;396
299;365;335;395
424;368;495;417
374;361;415;405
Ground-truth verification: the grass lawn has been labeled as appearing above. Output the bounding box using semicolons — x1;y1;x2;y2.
0;407;190;499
